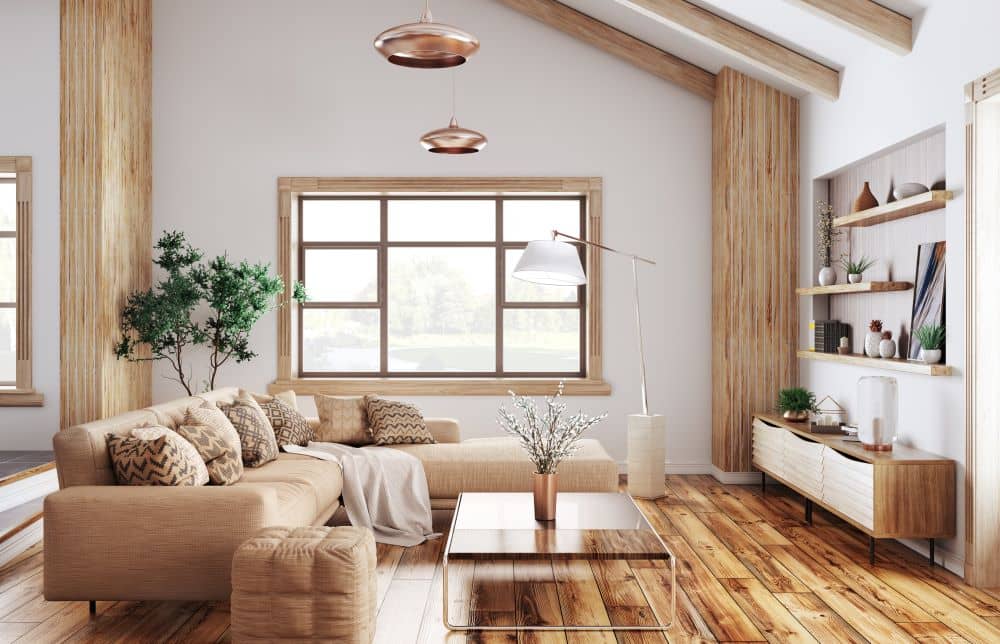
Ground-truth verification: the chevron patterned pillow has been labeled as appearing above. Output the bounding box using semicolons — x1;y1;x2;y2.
179;404;245;485
218;392;279;467
132;424;210;486
106;433;203;486
364;396;436;445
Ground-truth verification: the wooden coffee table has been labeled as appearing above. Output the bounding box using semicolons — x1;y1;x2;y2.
442;492;676;632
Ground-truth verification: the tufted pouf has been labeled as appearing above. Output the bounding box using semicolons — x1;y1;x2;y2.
231;526;377;643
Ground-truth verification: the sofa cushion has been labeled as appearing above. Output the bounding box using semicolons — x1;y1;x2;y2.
258;397;314;448
389;437;618;499
365;396;435;445
182;404;245;485
219;392;279;468
106;434;204;487
132;425;210;486
239;454;344;519
315;395;372;446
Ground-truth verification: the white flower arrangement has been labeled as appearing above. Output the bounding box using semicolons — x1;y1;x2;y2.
496;382;607;475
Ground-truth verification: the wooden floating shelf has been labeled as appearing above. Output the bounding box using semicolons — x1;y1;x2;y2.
834;190;953;228
796;281;913;296
797;350;952;376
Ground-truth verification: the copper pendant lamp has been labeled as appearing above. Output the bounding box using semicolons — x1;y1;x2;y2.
374;1;479;69
420;73;487;154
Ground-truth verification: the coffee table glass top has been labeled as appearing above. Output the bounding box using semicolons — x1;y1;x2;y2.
445;492;671;561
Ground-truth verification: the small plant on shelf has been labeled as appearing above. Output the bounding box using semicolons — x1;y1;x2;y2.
914;323;946;364
815;201;843;286
840;255;877;283
777;387;817;422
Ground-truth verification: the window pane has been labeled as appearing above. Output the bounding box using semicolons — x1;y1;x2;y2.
504;309;580;373
302;200;380;242
304;249;377;302
388;248;495;372
505;249;578;303
0;308;14;384
302;309;379;372
0;238;15;302
503;199;581;242
0;182;14;231
388;200;494;241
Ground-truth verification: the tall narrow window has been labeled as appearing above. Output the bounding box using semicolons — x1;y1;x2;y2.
0;173;15;387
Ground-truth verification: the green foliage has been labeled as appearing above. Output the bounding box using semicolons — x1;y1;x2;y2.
840;255;877;275
777;387;817;413
116;231;306;394
914;323;946;351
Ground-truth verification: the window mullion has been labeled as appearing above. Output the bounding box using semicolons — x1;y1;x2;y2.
379;198;389;376
495;198;504;377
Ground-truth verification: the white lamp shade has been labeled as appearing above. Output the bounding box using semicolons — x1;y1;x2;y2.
512;240;586;286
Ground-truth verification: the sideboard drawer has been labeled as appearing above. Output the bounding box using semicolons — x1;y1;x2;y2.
781;432;824;496
822;447;874;529
752;420;786;476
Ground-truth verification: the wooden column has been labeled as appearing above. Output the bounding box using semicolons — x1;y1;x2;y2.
60;0;153;428
711;67;799;473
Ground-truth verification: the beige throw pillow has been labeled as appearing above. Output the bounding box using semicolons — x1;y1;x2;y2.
106;433;203;486
218;390;279;467
252;390;297;410
132;424;209;486
364;396;435;446
315;395;372;446
180;403;244;485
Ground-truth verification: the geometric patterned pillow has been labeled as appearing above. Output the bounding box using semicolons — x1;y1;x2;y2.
218;392;278;468
258;397;314;448
131;424;210;486
179;404;245;485
315;394;372;446
106;433;203;486
363;396;435;446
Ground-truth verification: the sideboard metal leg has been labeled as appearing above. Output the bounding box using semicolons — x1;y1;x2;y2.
761;471;766;495
929;538;935;567
89;600;96;615
868;537;876;565
805;499;813;525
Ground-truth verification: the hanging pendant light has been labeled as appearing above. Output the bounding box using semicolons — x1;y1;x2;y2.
420;73;487;154
374;0;479;69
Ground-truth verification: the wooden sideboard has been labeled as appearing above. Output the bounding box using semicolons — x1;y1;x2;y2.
752;413;955;565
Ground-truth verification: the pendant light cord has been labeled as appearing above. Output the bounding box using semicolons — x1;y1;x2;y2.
451;70;457;121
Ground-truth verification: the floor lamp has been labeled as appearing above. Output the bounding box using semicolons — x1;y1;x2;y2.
512;231;665;500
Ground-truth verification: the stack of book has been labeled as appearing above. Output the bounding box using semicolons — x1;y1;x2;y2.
809;320;850;353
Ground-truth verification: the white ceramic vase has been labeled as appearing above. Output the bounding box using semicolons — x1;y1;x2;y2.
818;266;837;286
865;332;883;358
920;348;942;364
879;338;896;359
848;273;862;284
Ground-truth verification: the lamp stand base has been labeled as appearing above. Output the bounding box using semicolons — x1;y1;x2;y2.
627;413;666;500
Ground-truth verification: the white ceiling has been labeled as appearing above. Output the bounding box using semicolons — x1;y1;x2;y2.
557;0;927;98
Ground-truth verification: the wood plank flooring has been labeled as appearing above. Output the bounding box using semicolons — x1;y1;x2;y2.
3;476;1000;642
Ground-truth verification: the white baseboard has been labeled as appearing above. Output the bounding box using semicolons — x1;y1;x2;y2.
710;467;762;485
616;461;713;475
898;537;965;577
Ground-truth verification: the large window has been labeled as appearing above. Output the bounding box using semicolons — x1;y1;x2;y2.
298;196;586;377
0;173;15;386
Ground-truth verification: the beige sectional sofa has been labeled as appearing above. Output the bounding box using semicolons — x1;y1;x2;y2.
45;387;617;601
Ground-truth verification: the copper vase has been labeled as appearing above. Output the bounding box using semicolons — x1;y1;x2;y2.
852;181;879;212
533;473;557;521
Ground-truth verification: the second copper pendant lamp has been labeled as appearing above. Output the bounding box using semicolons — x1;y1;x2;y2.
420;72;487;154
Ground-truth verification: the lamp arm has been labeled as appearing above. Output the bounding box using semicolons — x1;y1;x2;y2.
551;230;656;265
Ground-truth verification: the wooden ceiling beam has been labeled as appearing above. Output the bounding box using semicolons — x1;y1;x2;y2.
495;0;716;100
783;0;912;54
613;0;840;100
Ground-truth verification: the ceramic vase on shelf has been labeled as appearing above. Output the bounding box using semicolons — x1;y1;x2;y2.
920;348;942;364
857;376;897;451
848;273;862;284
879;332;897;359
865;320;884;358
818;266;837;286
852;181;879;212
533;472;557;521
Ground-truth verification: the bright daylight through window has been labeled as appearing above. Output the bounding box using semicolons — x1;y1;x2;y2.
0;174;16;387
299;196;587;377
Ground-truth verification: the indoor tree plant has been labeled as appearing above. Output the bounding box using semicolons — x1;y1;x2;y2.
815;201;842;286
115;231;306;394
777;387;817;422
497;382;607;520
840;255;877;284
914;323;945;364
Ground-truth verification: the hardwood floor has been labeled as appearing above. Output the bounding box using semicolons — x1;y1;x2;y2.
3;476;1000;642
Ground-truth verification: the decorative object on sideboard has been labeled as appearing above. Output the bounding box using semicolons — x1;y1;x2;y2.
879;331;897;359
777;387;816;422
914;323;945;364
815;200;841;286
374;0;479;69
497;382;607;521
909;241;946;361
512;230;664;500
857;376;898;451
865;320;884;358
841;255;877;284
421;72;487;154
893;182;929;201
811;395;845;434
852;181;879;212
115;231;306;395
838;336;851;354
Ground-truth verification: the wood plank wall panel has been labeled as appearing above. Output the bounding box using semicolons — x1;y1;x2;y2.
712;67;799;472
825;130;946;358
60;0;152;428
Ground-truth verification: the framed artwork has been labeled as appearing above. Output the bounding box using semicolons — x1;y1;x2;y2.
909;241;946;360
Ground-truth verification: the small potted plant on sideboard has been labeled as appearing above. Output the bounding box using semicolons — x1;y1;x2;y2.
777;387;817;422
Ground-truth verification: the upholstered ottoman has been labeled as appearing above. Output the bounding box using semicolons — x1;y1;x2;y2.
231;526;377;643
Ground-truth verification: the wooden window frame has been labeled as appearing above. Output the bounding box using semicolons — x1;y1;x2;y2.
271;177;609;396
0;156;41;407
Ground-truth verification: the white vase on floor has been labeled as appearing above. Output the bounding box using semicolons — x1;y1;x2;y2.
627;414;666;500
818;266;837;286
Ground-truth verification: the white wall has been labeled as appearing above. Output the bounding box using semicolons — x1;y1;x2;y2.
798;0;1000;572
0;0;60;450
152;0;713;470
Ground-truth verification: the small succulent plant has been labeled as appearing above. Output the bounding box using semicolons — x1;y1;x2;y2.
914;323;946;351
841;255;877;275
777;387;817;414
881;330;893;340
869;319;883;333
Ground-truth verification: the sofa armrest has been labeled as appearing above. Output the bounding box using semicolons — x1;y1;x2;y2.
44;484;282;601
425;418;461;443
